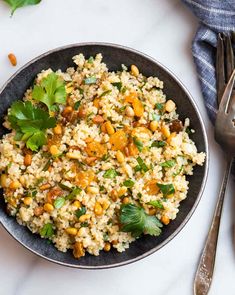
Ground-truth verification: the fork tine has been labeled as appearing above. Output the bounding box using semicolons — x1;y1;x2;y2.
219;69;235;114
224;34;235;83
216;33;225;105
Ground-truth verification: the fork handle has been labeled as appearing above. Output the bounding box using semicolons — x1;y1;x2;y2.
194;158;233;295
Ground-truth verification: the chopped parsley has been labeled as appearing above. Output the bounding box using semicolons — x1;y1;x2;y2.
147;200;164;209
151;140;166;148
111;82;122;91
160;159;176;168
157;183;175;197
133;137;143;152
103;169;118;179
76;206;86;219
40;223;54;238
134;157;149;173
123;179;135;188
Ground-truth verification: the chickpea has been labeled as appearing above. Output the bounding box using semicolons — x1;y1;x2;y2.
104;242;111;252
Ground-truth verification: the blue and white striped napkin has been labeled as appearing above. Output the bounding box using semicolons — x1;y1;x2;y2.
182;0;235;123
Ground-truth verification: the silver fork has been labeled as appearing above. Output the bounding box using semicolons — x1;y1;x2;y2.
194;33;235;295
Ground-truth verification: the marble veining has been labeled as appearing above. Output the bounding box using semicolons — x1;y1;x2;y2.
0;0;234;294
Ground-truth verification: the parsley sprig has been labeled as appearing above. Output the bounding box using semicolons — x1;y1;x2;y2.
8;101;56;151
120;204;162;237
32;72;66;111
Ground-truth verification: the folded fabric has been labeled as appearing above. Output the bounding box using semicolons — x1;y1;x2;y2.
182;0;235;123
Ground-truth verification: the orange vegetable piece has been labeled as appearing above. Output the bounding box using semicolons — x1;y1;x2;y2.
144;179;160;195
8;53;17;66
85;141;107;158
124;92;137;103
109;130;128;151
75;170;95;189
128;142;139;156
133;98;144;117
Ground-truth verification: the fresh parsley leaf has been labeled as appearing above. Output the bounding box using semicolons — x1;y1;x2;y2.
66;187;82;200
157;183;175;197
99;185;105;192
80;222;89;227
134;156;149;173
186;127;192;135
173;166;183;176
54;197;65;209
123;179;135;188
121;86;127;94
76;206;86;219
155;103;164;111
8;101;56;151
84;76;97;85
111;82;122;91
42;158;52;171
151;140;166;148
101;154;109;161
103;169;118;179
88;56;94;63
40;223;54;238
147;200;164;209
74;101;81;110
100;90;112;97
78;87;84;95
58;183;72;191
160;159;176;168
32;73;66;111
133;137;143;152
4;0;41;15
120;204;162;237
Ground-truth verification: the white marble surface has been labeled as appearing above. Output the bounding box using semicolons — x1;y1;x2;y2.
0;1;234;294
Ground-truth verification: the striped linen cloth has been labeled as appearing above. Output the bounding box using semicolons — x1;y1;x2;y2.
182;0;235;123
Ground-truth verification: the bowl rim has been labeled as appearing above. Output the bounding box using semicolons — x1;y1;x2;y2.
0;42;209;269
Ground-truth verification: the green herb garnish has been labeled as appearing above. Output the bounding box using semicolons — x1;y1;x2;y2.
120;204;162;237
157;183;175;197
101;154;109;161
173;166;183;176
84;76;97;85
8;101;56;151
58;183;72;191
100;90;112;97
123;179;135;188
160;159;176;168
54;197;65;209
40;223;54;238
74;101;81;110
32;72;66;111
151;140;166;148
134;156;149;173
155;103;164;111
147;200;164;209
76;206;86;219
81;222;89;227
111;82;122;91
103;169;118;179
66;187;82;200
42;158;53;171
99;185;105;192
133;137;143;152
88;56;94;63
4;0;41;16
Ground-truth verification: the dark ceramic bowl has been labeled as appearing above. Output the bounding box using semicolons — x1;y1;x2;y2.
0;43;208;269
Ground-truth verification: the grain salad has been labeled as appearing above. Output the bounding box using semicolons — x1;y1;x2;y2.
0;53;205;258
